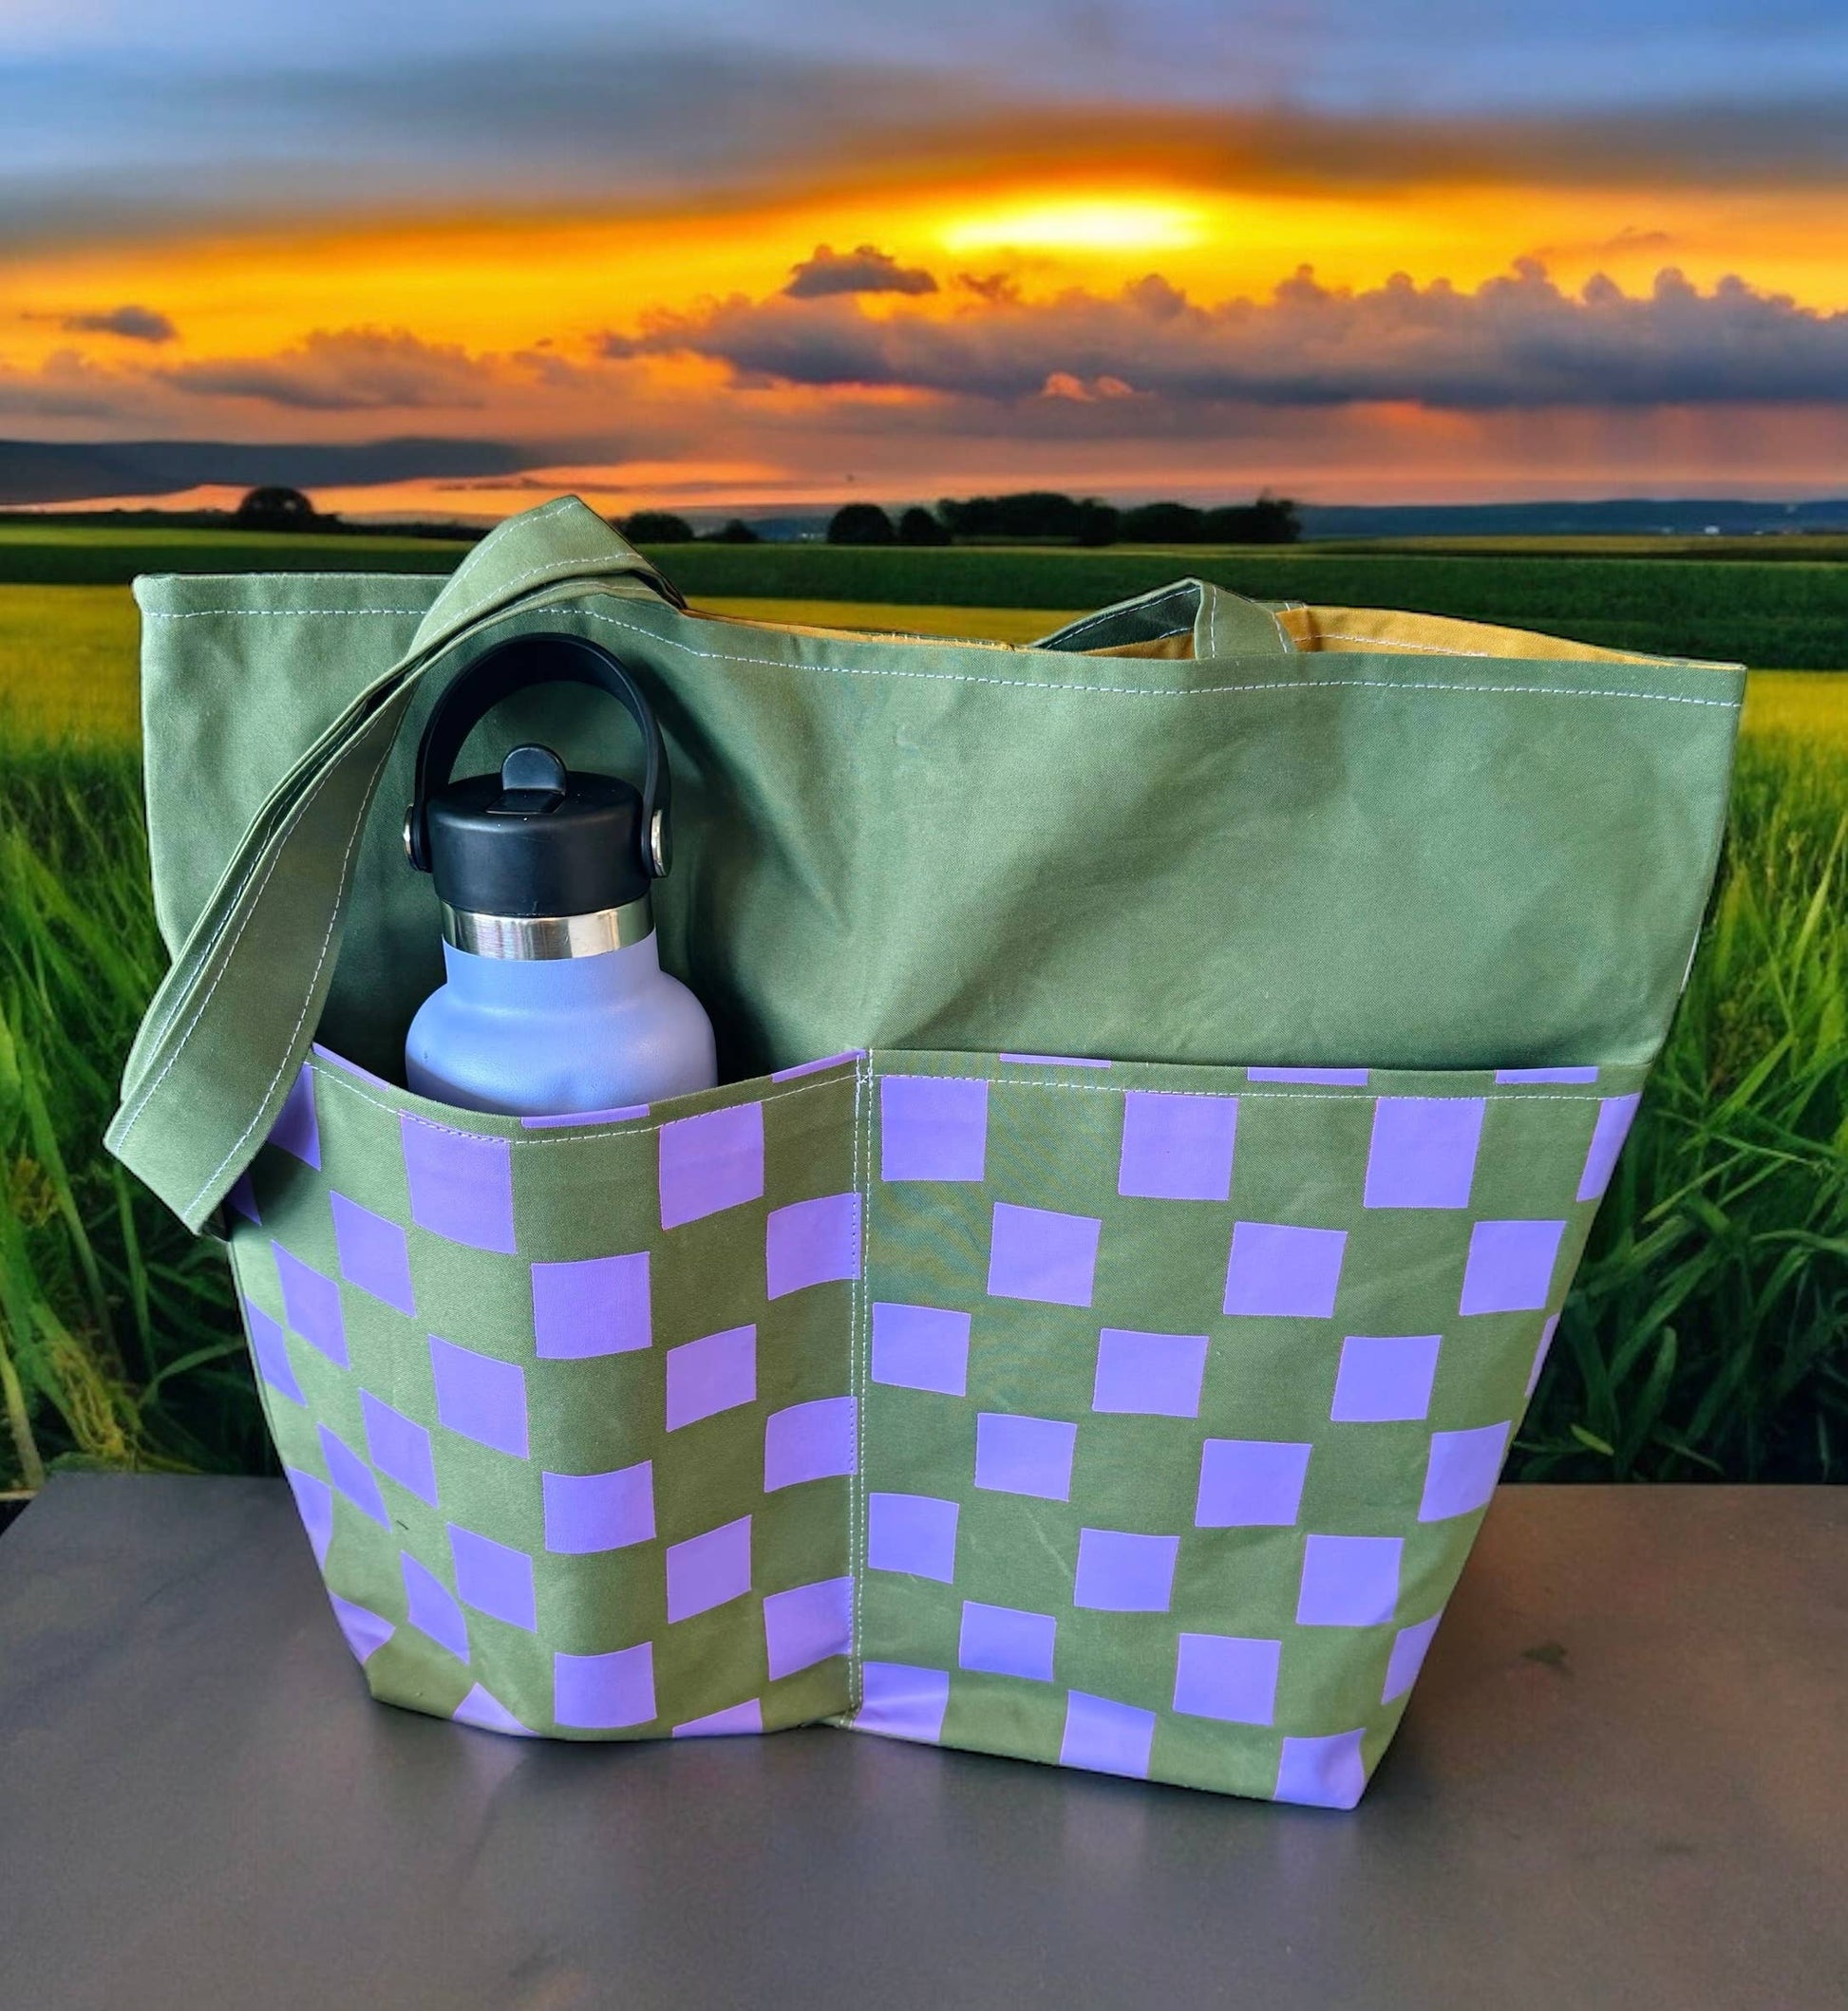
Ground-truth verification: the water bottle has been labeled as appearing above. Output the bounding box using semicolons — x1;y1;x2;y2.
402;631;717;1116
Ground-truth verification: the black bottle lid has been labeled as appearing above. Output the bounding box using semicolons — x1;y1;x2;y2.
405;631;672;924
425;743;648;918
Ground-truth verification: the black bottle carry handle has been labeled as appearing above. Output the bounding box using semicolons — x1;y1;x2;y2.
405;631;671;879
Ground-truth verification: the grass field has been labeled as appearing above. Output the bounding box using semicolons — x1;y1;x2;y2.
5;523;1848;667
0;529;1843;1493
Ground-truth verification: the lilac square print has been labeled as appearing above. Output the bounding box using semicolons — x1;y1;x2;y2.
317;1422;387;1527
1527;1313;1560;1398
401;1552;469;1662
1274;1729;1367;1810
868;1493;960;1582
429;1336;529;1457
1073;1529;1179;1612
764;1575;852;1680
555;1642;655;1729
273;1243;347;1367
1384;1611;1444;1703
1118;1092;1237;1201
673;1699;764;1738
542;1461;654;1553
361;1390;438;1506
452;1685;530;1736
284;1465;333;1566
869;1303;970;1396
1330;1334;1442;1423
974;1413;1077;1501
1223;1222;1346;1319
666;1325;757;1431
1296;1533;1403;1627
330;1193;414;1315
1247;1067;1369;1086
1060;1692;1156;1778
958;1601;1056;1682
765;1193;860;1299
531;1251;651;1359
987;1202;1102;1307
658;1101;764;1230
519;1102;649;1128
447;1525;537;1631
246;1303;304;1405
269;1063;320;1167
666;1515;752;1622
1092;1327;1209;1419
329;1594;392;1665
1173;1633;1282;1726
1578;1092;1642;1202
764;1396;858;1490
855;1662;952;1743
227;1172;261;1226
1460;1219;1566;1316
771;1048;866;1082
880;1075;989;1182
400;1117;516;1253
1364;1098;1484;1210
1418;1420;1511;1522
1195;1438;1311;1528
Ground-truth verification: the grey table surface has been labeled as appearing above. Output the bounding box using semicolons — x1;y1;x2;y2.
1;1477;1842;2011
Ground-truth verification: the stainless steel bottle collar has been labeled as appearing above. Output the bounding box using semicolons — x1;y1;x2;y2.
440;894;654;960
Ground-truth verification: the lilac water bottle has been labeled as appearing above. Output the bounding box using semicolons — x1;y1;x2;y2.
402;632;716;1116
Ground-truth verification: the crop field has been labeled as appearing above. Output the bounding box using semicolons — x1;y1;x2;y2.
6;523;1848;666
0;523;1843;1495
653;543;1848;669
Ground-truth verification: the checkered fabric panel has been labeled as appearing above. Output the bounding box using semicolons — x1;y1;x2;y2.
852;1052;1643;1807
233;1049;864;1739
230;1043;1644;1805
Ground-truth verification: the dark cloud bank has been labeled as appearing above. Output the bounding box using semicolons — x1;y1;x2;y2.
609;261;1848;408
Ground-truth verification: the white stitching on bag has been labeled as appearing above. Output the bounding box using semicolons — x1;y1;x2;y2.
848;1054;868;1714
173;736;402;1214
116;722;390;1147
294;1060;1618;1150
136;600;1739;706
571;605;1743;707
301;1055;849;1144
144;608;430;621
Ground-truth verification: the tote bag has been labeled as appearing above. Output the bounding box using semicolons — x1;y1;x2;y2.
109;497;1742;1805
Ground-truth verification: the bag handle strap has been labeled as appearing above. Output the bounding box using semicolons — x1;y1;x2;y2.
1033;578;1294;658
107;498;675;1231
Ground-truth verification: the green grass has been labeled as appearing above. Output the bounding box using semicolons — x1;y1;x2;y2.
0;587;142;742
0;748;255;1489
1;522;1847;666
0;522;469;587
651;544;1848;669
0;557;1843;1489
1517;733;1848;1479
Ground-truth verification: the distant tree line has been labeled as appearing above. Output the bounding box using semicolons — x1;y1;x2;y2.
618;511;760;544
820;491;1301;547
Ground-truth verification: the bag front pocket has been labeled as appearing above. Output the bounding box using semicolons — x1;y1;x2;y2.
850;1050;1643;1805
229;1036;1641;1805
229;1045;865;1739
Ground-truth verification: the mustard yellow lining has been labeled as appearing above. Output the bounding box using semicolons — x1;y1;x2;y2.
686;598;1695;667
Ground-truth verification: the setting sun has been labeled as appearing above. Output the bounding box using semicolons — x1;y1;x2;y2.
939;197;1210;255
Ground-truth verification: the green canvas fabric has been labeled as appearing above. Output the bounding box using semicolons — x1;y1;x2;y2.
235;1043;1643;1803
115;495;1742;1804
115;497;1740;1232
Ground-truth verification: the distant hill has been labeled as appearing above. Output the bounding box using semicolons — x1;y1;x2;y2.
0;437;524;506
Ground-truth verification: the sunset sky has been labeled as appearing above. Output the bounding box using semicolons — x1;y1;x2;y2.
5;0;1848;514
